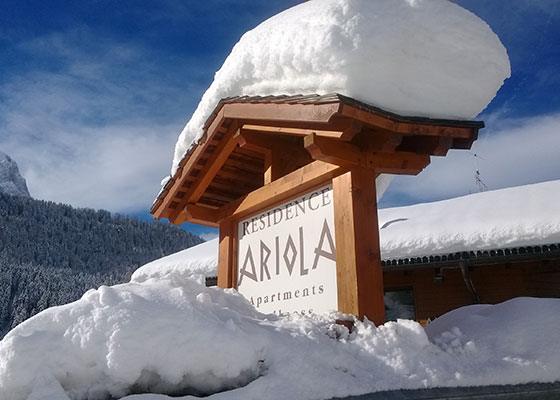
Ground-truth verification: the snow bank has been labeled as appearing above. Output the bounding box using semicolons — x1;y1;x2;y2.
171;0;510;175
1;275;558;400
425;297;560;385
0;276;264;400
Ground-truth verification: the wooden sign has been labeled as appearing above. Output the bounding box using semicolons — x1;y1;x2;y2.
237;185;337;315
151;94;483;326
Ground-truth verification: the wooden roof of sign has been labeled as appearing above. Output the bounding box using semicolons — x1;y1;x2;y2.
151;93;484;227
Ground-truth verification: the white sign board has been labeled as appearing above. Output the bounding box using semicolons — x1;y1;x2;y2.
237;185;337;315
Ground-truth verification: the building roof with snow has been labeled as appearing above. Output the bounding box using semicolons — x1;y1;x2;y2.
139;179;560;282
379;179;560;265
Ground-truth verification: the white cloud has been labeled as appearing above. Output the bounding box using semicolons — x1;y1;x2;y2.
0;29;207;213
5;124;178;212
384;113;560;204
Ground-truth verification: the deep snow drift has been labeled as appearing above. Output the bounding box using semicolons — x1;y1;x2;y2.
0;273;558;400
170;0;510;175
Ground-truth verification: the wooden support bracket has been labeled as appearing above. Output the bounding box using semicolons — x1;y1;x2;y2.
186;123;242;204
340;104;476;138
304;133;431;175
397;136;454;156
304;133;361;168
241;124;344;139
238;129;313;183
173;203;220;227
356;130;403;152
340;120;363;141
167;123;242;223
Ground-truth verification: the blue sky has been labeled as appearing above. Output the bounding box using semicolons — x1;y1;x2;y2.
1;0;559;239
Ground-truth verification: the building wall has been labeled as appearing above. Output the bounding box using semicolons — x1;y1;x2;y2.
383;259;560;324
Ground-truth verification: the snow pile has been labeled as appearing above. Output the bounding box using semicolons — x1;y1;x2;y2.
171;0;510;175
379;180;560;259
0;276;264;400
0;274;559;400
426;297;560;383
0;151;30;197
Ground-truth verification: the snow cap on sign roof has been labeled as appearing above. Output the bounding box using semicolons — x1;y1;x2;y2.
169;0;510;176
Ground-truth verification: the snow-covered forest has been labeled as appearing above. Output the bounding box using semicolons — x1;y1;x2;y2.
0;193;202;337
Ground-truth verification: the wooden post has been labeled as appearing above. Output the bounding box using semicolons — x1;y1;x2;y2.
217;219;237;288
333;168;385;325
264;149;281;184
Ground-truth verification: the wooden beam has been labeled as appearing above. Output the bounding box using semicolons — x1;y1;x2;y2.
198;197;228;208
304;133;360;168
304;133;431;175
339;119;363;141
222;102;341;124
187;123;241;204
431;136;454;156
226;151;264;170
340;104;477;138
237;129;292;150
452;135;478;150
215;167;263;188
168;126;242;224
238;130;313;182
173;203;220;227
397;136;454;156
199;189;238;204
234;146;265;160
152;111;228;220
222;155;264;175
364;152;431;175
241;124;344;139
218;161;346;221
332;169;385;325
218;219;237;288
356;129;403;152
204;179;255;197
264;147;280;184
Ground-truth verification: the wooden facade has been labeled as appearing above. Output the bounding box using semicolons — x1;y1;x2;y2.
152;94;483;325
383;246;560;324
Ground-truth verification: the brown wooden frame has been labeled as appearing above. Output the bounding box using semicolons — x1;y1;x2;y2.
151;94;483;324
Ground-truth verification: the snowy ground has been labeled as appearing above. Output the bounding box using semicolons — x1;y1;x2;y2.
0;269;559;400
2;183;560;399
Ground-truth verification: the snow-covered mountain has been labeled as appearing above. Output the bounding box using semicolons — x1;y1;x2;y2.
0;151;30;197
